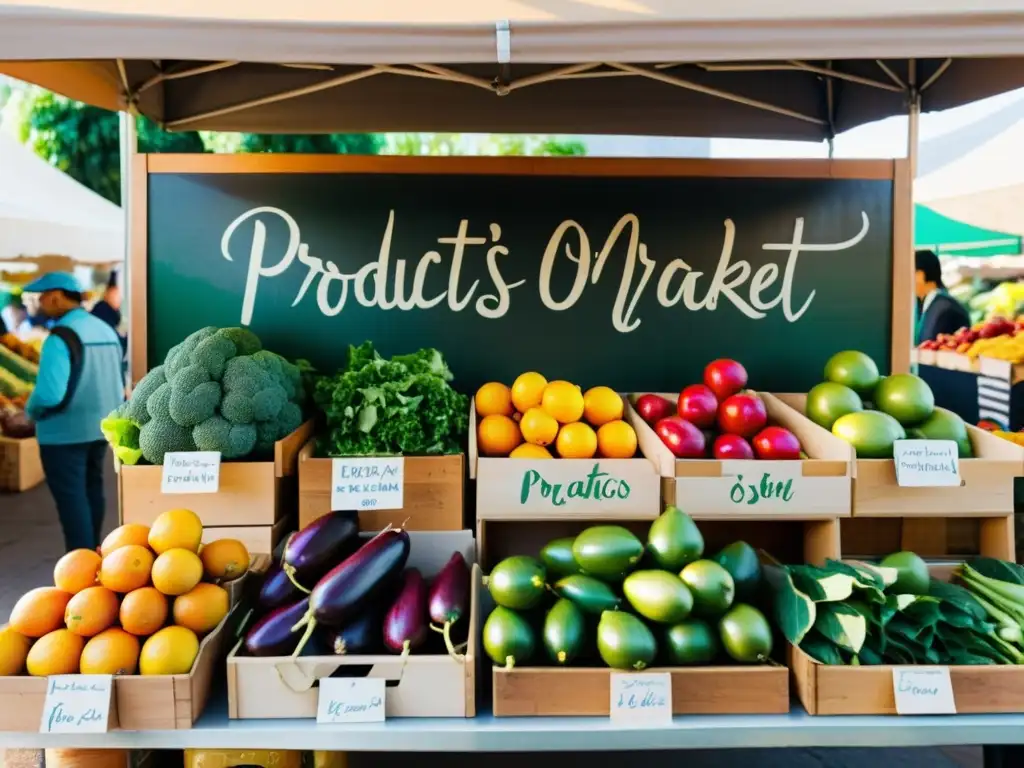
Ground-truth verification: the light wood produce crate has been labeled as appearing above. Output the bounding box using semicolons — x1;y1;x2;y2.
470;398;661;521
119;421;313;548
226;530;477;719
628;392;854;521
0;435;44;492
298;442;464;531
202;516;292;558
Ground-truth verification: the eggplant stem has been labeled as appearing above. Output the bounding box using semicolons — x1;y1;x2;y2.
443;620;466;663
504;656;515;670
429;623;445;635
281;564;312;595
399;517;411;531
290;616;318;658
454;642;468;653
235;608;255;640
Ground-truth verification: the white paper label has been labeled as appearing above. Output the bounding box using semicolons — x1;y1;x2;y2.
892;667;957;715
893;440;961;488
317;678;386;724
609;672;672;726
161;451;221;494
331;457;404;511
40;675;113;733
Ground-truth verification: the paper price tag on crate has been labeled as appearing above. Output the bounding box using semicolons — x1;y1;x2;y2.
331;457;404;511
892;667;956;715
893;440;961;488
161;451;221;493
609;672;672;726
40;675;113;733
317;678;386;724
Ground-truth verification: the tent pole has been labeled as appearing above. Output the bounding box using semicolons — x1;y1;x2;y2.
119;110;137;387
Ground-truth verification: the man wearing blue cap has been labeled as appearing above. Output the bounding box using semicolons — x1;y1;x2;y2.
23;272;124;552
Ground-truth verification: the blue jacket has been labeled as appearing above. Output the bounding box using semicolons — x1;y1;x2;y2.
26;308;125;445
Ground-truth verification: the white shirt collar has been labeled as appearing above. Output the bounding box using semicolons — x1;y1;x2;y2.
921;288;940;315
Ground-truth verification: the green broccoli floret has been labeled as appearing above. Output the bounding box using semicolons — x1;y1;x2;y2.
194;416;258;458
254;402;304;454
165;327;217;382
125;365;166;425
221;392;256;424
168;364;221;428
221;355;287;422
139;419;196;464
219;327;262;357
251;351;304;402
146;382;172;421
222;357;266;397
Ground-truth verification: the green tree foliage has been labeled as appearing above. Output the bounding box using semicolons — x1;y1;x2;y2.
238;133;384;154
386;133;588;157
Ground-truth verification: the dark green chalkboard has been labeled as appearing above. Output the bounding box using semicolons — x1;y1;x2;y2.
146;162;894;394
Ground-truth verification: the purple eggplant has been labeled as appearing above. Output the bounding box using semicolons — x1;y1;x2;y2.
291;528;411;655
244;598;309;657
428;551;472;658
329;610;381;655
298;627;333;657
283;512;359;583
259;563;313;610
383;569;429;656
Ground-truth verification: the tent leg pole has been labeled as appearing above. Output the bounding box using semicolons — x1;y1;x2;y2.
907;91;920;180
119;111;137;387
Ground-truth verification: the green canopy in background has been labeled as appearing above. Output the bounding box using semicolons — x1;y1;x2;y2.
915;203;1022;257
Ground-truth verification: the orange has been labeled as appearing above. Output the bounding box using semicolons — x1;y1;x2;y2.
100;524;151;557
173;583;229;635
151;549;204;596
120;587;169;636
509;444;553;459
10;587;72;638
511;372;548;413
0;625;32;675
583;386;624;427
100;544;154;593
474;382;514;417
541;380;585;424
477;414;522;457
65;586;120;637
200;538;250;582
148;509;203;555
597;420;639;459
80;628;140;675
53;549;102;594
26;629;84;676
139;626;199;675
556;422;598;459
519;407;559;447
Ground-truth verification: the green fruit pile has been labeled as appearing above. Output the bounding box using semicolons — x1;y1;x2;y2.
805;350;972;458
482;506;774;671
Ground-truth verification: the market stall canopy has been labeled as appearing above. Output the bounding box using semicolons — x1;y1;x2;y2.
0;132;124;264
5;2;1024;138
914;204;1022;257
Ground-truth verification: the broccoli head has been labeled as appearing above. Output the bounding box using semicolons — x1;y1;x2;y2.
146;382;172;421
194;416;258;459
254;402;304;454
168;364;222;427
221;355;287;423
139;419;196;464
164;327;217;382
219;327;262;357
125;365;166;426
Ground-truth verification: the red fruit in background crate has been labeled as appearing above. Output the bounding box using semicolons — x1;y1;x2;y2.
677;385;718;429
752;426;802;460
635;394;675;425
655;416;706;458
704;359;748;402
718;393;768;438
712;434;755;460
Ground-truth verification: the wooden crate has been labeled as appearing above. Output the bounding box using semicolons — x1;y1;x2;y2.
119;421;313;528
202;515;292;556
469;398;661;520
628;393;853;521
0;436;43;492
297;442;464;531
226;530;477;719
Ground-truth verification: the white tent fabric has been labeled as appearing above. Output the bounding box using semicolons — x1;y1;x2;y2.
0;132;124;263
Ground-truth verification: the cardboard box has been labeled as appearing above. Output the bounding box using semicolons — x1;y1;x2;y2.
0;435;44;492
119;421;313;531
297;442;464;531
629;393;854;520
226;530;477;719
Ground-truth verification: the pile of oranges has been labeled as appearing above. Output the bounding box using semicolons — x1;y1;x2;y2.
0;508;249;678
475;373;639;459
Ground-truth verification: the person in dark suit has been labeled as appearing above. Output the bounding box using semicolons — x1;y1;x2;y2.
915;249;970;345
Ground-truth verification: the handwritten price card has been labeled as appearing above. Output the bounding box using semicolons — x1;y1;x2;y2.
892;667;957;715
161;451;221;494
317;678;386;724
40;675;113;733
894;440;961;488
609;672;672;726
331;457;404;511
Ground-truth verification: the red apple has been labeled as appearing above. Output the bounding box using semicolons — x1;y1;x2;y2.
752;426;802;460
677;384;718;429
655;416;706;458
718;393;768;438
713;434;754;460
635;394;675;425
704;359;748;402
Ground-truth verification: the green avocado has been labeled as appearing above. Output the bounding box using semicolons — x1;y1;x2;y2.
543;598;585;665
713;541;762;603
824;350;880;397
597;610;658;671
880;551;930;595
719;603;773;663
874;373;935;427
540;537;581;578
483;606;535;669
623;570;693;624
486;555;547;610
805;381;863;431
554;574;620;614
906;407;973;458
832;410;906;458
680;559;736;617
664;619;719;665
572;525;644;581
646;505;704;571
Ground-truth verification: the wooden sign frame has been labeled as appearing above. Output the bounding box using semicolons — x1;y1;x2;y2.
129;154;913;384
